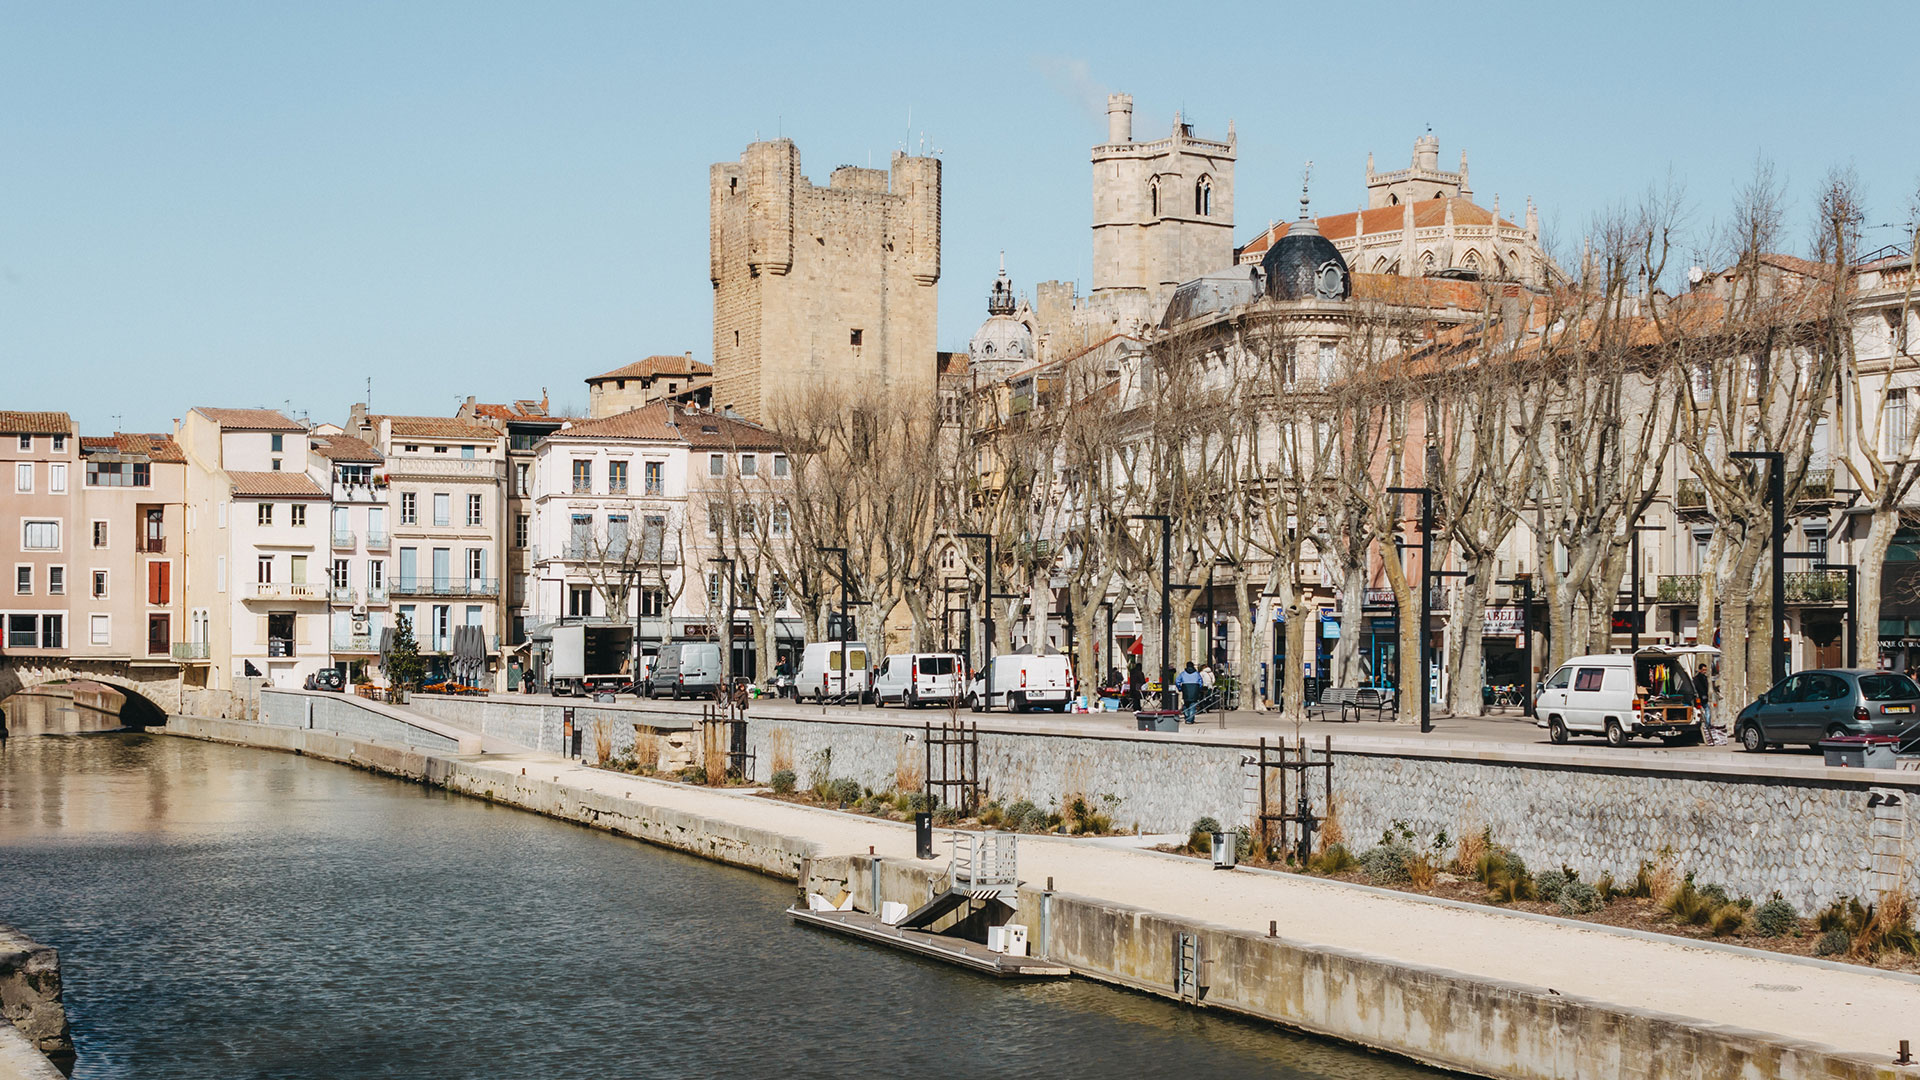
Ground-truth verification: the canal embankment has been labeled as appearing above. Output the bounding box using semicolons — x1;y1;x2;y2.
160;709;1920;1080
0;925;69;1080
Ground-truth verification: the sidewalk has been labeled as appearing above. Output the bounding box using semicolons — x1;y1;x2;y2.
485;747;1919;1064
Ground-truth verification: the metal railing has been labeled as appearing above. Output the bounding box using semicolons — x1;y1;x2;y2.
330;586;356;604
1787;569;1848;603
365;531;390;550
331;633;375;653
171;641;210;660
388;577;500;597
252;582;325;600
1799;468;1836;503
1657;575;1701;604
1676;477;1707;510
365;586;389;604
330;530;356;549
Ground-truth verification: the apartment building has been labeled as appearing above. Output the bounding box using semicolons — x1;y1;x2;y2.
1;412;77;659
177;407;329;690
309;430;388;683
457;395;562;655
347;409;506;687
72;433;190;676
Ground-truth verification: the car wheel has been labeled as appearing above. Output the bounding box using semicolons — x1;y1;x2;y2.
1548;716;1568;745
1826;724;1847;740
1604;718;1627;747
1739;723;1766;753
968;693;982;713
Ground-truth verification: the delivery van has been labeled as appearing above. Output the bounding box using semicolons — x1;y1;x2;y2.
799;641;871;702
968;651;1074;713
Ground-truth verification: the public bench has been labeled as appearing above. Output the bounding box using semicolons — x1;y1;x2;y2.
1314;686;1397;722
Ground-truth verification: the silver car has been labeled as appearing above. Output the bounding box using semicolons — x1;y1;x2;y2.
1734;669;1920;752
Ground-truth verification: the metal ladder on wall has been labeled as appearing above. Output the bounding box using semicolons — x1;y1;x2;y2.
1868;788;1908;896
1173;932;1201;1000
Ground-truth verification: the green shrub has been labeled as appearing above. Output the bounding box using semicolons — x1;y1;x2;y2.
933;806;959;826
1310;842;1358;873
1474;847;1533;902
1192;816;1223;837
684;766;708;785
1003;799;1040;832
1754;897;1797;938
830;778;863;806
1559;879;1603;916
770;769;796;795
1534;868;1570;904
1814;928;1851;956
907;791;939;814
1660;880;1718;926
1360;842;1416;885
1699;882;1732;907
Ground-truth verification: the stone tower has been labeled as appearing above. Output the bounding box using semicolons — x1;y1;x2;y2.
710;139;941;423
1365;133;1473;208
1089;93;1235;323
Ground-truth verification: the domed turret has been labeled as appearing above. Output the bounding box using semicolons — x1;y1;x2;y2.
969;254;1034;361
1262;166;1350;302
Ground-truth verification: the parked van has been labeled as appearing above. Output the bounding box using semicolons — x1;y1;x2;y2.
1534;646;1713;746
645;641;725;700
798;641;871;702
968;651;1074;713
872;653;964;708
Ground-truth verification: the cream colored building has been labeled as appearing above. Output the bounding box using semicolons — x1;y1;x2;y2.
709;139;941;422
308;430;388;682
73;433;189;675
176;407;330;690
585;355;712;418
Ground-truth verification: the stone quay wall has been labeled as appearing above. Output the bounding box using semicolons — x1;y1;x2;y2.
402;693;691;759
258;689;476;755
741;714;1920;915
0;925;69;1078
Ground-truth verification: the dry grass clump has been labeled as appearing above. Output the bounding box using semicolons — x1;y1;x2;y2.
767;730;794;776
1405;852;1438;890
592;718;614;766
1451;828;1488;876
895;745;924;795
1319;799;1346;848
631;730;661;773
703;736;728;786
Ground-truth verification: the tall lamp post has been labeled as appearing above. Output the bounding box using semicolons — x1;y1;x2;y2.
1496;575;1535;717
1729;451;1787;684
1385;487;1434;733
816;546;848;700
1130;514;1173;709
708;556;733;681
952;533;995;708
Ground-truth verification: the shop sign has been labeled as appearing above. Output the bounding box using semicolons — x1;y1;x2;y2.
1483;607;1524;636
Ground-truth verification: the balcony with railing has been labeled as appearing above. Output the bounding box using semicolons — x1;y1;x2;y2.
1787;569;1848;604
366;531;390;550
251;582;326;601
365;585;389;604
171;641;210;661
1657;575;1701;604
1676;477;1708;511
1798;468;1836;504
136;536;167;554
331;633;376;653
330;586;357;604
331;530;356;550
388;457;503;479
388;577;500;598
556;540;680;564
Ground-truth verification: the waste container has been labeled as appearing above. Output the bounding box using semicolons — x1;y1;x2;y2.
1820;735;1899;769
1136;710;1182;733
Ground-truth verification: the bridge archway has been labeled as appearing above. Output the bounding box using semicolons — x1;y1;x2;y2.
0;660;180;734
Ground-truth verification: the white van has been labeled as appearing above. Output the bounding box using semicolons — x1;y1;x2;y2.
968;652;1074;713
872;653;963;708
1535;646;1711;746
799;641;871;703
645;641;724;700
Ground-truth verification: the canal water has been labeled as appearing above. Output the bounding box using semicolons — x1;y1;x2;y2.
0;734;1449;1079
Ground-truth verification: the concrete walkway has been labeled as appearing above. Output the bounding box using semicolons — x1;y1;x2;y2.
479;747;1919;1064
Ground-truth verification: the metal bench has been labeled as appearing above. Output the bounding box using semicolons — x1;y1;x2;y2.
1314;686;1397;722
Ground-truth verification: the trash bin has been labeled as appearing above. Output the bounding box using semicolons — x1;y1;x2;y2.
1135;710;1182;733
1820;735;1899;769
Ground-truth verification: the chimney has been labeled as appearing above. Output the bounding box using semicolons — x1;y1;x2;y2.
1107;93;1133;144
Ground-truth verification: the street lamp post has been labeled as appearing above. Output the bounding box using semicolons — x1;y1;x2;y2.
1131;514;1173;709
1497;575;1536;717
1101;599;1115;684
1385;487;1434;733
1729;451;1787;684
816;546;849;701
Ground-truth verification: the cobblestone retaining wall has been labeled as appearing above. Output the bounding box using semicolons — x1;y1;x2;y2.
745;716;1920;915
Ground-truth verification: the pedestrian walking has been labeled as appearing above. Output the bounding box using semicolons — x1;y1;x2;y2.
1177;662;1202;723
1693;664;1720;744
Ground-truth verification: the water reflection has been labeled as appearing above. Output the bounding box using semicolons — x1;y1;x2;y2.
0;735;1450;1079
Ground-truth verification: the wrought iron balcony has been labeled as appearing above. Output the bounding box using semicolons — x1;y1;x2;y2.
1676;478;1708;510
330;586;356;604
171;641;210;660
331;530;356;550
331;633;376;653
1657;575;1701;604
1787;569;1848;604
388;577;500;598
365;531;390;550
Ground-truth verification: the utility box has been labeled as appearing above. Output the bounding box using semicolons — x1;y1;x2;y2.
915;812;934;860
1821;735;1899;769
1136;710;1182;733
1212;832;1238;870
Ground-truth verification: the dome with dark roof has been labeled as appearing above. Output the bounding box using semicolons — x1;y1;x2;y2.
1261;221;1351;302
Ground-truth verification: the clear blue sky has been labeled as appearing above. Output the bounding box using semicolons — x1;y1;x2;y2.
4;1;1916;433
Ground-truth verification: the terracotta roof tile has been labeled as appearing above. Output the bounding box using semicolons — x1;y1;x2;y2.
588;355;711;382
0;411;75;435
375;415;501;441
228;471;328;498
473;399;556;421
192;407;306;432
80;432;185;462
309;433;384;463
549;402;780;449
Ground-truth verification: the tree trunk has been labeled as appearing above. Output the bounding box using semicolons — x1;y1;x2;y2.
1447;562;1494;717
1380;545;1421;724
1855;507;1899;667
1336;566;1365;687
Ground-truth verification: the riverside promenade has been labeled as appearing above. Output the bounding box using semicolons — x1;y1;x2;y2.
161;709;1919;1080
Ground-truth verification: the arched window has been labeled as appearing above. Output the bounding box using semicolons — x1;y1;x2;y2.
1419;251;1436;273
1373;257;1391;273
1433;191;1443;199
1195;175;1212;217
1148;179;1159;218
981;342;994;356
1461;250;1481;273
1389;194;1399;206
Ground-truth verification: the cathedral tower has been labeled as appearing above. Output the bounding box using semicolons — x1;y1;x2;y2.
1090;93;1235;322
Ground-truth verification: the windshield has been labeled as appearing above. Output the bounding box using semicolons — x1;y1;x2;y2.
1859;673;1920;701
